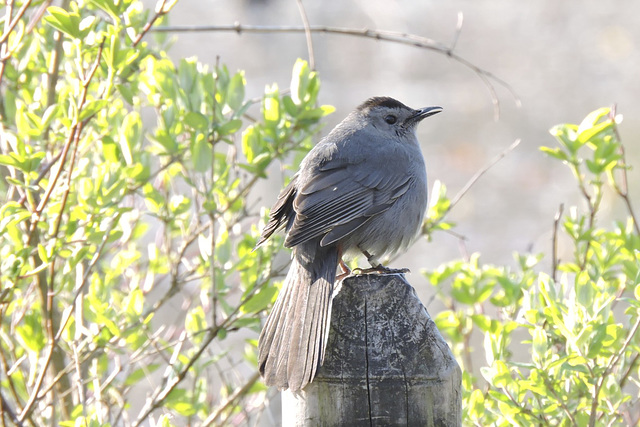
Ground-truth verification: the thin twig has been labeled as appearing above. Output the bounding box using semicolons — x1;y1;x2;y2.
202;372;261;426
551;203;564;282
132;329;219;426
449;139;521;209
132;0;171;47
589;315;640;427
132;266;277;426
295;0;315;70
0;0;33;45
0;0;34;88
26;39;105;245
542;374;578;426
211;55;220;327
16;151;62;207
44;0;68;114
0;392;23;427
619;353;640;389
19;41;106;421
450;12;464;53
608;106;640;236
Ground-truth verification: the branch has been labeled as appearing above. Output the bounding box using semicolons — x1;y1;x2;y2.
295;0;315;70
26;39;105;245
551;203;564;282
0;0;33;45
608;106;640;236
449;138;521;209
202;372;261;426
131;266;279;426
150;23;520;118
0;391;23;427
132;0;175;47
588;315;640;427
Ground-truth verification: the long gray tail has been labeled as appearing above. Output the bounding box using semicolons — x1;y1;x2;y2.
258;241;338;391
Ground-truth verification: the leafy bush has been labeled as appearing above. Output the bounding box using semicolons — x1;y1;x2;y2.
426;108;640;426
0;1;332;425
3;1;638;426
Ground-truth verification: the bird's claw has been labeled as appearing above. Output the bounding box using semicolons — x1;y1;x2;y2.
351;266;410;275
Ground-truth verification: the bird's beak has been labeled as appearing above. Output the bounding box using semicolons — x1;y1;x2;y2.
412;106;443;121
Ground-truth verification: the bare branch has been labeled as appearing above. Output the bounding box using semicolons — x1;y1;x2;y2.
450;11;464;53
295;0;315;70
0;0;33;45
132;0;171;46
609;105;640;235
551;203;564;282
151;23;520;117
202;372;261;426
449;139;521;209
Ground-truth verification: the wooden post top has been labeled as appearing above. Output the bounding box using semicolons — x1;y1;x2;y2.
282;273;462;426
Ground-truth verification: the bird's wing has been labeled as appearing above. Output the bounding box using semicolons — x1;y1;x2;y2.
255;175;298;248
284;160;412;248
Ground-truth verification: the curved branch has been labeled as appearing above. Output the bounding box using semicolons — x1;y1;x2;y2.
295;0;315;70
151;23;521;118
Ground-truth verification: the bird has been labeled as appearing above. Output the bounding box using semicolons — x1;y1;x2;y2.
255;96;442;391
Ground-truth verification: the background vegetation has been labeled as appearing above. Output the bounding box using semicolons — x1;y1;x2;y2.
0;1;638;426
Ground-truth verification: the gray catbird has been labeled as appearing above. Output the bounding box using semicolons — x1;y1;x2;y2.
256;96;442;391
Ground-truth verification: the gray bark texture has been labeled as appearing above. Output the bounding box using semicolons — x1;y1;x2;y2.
282;273;462;426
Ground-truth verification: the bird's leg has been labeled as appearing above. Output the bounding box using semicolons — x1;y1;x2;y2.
335;246;351;281
336;258;351;280
353;248;410;275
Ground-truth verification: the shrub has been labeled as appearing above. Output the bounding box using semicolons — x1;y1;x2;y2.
0;1;331;424
426;108;640;426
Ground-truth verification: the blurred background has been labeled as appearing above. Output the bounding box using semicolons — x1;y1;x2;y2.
150;0;640;276
142;0;639;421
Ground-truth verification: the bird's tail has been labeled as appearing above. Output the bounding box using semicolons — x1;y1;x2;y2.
258;242;338;391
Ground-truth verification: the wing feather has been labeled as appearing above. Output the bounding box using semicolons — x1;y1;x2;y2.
285;161;413;248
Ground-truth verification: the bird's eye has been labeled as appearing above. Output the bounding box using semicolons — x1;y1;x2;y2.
384;115;397;124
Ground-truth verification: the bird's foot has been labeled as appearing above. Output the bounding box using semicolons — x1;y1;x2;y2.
336;258;352;281
352;265;410;275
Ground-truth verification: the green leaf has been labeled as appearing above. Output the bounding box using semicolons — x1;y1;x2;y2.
79;99;109;122
467;389;486;420
290;59;310;104
0;153;22;169
44;6;81;39
191;135;212;172
37;244;50;263
124;364;160;386
226;72;246;111
169;194;191;215
185;306;206;344
240;286;278;314
164;389;197;416
242;125;261;163
549;124;580;154
298;106;334;121
540;146;569;162
283;95;298;116
184;112;209;131
89;0;123;21
101;136;120;163
577;107;610;138
119;111;142;165
124;289;144;317
17;312;45;352
217;119;242;135
263;93;280;123
532;327;547;363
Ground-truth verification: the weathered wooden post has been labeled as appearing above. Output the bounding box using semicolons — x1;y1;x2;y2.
282;273;461;426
